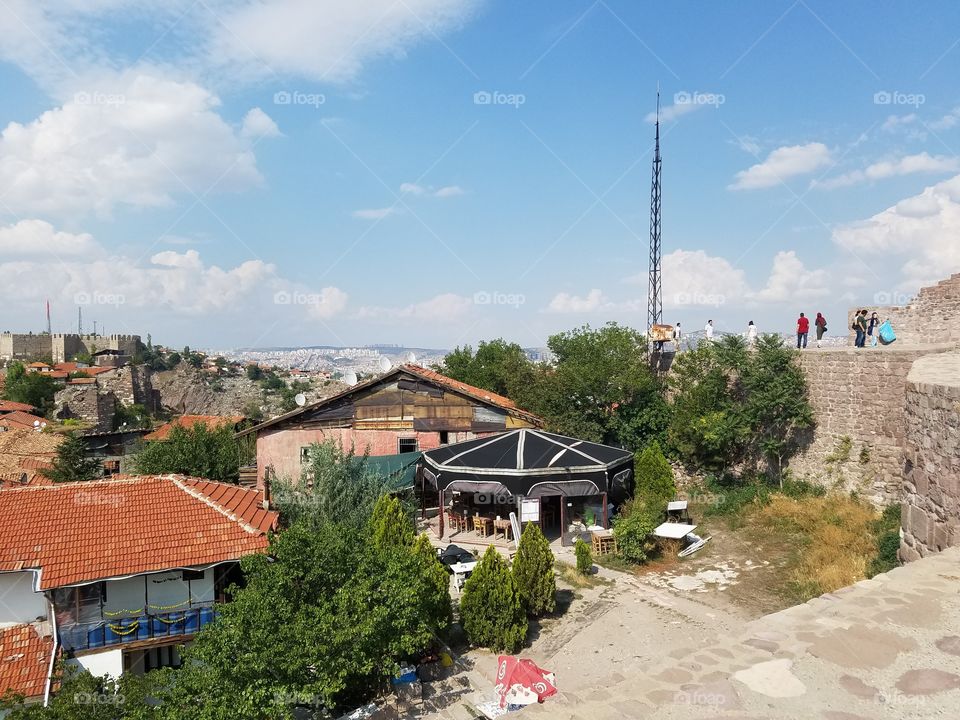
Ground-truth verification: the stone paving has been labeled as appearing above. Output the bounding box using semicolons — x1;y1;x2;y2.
521;547;960;719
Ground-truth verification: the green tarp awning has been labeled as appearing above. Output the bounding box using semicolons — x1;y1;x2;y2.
361;451;421;492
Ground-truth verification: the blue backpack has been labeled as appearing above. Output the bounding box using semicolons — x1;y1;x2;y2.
878;320;896;344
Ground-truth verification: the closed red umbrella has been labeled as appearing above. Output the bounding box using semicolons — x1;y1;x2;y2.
495;656;557;708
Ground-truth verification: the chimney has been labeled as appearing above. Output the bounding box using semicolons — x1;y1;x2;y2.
261;475;271;511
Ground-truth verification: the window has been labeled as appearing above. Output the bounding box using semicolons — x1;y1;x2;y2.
398;437;417;454
439;431;449;445
182;569;205;582
300;446;312;464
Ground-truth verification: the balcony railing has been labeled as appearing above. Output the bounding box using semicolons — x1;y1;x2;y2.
59;605;217;653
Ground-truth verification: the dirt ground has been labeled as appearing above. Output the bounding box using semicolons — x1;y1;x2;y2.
439;512;801;708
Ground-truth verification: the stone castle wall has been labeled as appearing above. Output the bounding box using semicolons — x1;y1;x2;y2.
0;333;141;362
791;345;955;504
846;273;960;346
900;352;960;561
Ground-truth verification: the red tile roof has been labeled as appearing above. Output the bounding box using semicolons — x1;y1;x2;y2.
26;362;50;369
0;624;54;700
0;475;277;589
143;415;244;442
0;411;47;429
401;364;519;410
0;471;52;487
0;400;37;413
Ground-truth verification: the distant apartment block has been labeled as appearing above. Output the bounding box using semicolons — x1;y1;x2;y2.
0;333;141;363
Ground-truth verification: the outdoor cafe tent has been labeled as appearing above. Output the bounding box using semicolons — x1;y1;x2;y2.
419;429;634;502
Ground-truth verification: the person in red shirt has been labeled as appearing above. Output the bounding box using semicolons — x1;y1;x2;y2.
796;313;810;349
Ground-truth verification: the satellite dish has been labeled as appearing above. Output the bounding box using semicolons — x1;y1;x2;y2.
405;351;417;364
33;420;40;427
378;356;392;372
343;371;358;386
294;393;307;407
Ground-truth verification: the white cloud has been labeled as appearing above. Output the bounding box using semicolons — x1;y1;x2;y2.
661;249;750;308
400;182;463;197
356;293;472;322
729;142;832;190
833;173;960;288
546;289;608;313
241;107;281;138
644;92;724;124
0;73;271;218
304;287;349;320
0;219;101;258
881;113;918;132
815;152;960;189
352;206;397;220
930;107;960;131
752;251;830;303
208;0;481;84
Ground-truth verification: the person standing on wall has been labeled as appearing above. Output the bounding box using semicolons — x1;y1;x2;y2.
867;311;880;346
815;312;827;348
747;320;758;347
673;322;682;352
796;312;809;349
855;310;868;348
704;319;714;343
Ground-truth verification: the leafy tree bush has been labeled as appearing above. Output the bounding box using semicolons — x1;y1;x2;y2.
42;433;101;483
436;339;537;399
634;441;675;506
511;523;556;616
133;423;240;482
2;362;58;414
412;533;454;631
574;538;592;575
274;440;389;530
460;546;527;652
370;494;414;550
613;500;660;564
162;521;452;718
245;364;263;381
113;403;151;430
869;504;902;577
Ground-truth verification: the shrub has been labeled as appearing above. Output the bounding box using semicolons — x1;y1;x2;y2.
512;523;556;617
574;538;592;575
370;494;414;550
634;441;675;505
412;533;453;631
613;501;659;564
460;546;527;652
41;433;101;483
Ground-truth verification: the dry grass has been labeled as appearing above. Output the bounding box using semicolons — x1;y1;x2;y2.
556;561;611;589
749;493;878;601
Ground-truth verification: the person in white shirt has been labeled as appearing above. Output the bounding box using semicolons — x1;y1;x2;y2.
673;322;682;352
747;320;757;346
704;320;714;341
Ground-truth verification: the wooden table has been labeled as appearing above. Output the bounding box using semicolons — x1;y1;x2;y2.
493;518;512;541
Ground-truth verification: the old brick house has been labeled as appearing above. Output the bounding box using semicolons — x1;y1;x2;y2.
238;364;543;487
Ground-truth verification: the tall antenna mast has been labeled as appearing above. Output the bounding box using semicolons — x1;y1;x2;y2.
78;306;82;335
46;300;52;335
646;88;663;348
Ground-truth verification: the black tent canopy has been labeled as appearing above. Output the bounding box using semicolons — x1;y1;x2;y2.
420;429;634;501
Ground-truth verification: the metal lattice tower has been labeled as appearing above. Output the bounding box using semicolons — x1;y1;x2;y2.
646;91;663;339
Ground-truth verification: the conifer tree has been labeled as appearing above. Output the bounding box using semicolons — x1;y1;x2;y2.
370;494;414;549
634;440;675;505
412;533;453;631
511;522;556;616
42;433;101;483
460;546;527;652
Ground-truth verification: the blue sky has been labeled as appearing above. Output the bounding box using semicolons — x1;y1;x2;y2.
1;1;959;349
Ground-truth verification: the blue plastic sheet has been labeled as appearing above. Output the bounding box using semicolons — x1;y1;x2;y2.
878;320;896;344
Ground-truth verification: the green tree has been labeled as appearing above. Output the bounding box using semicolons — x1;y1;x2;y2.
113;403;151;430
412;533;454;631
613;499;660;564
634;441;675;506
245;364;263;381
2;362;58;414
574;538;592;575
369;494;414;550
740;334;814;484
165;351;181;367
511;523;556;616
133;423;240;482
41;433;101;483
460;546;527;652
273;440;388;531
524;323;669;450
436;339;537;399
165;521;450;718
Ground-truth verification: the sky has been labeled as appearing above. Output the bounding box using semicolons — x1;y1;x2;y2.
1;1;959;350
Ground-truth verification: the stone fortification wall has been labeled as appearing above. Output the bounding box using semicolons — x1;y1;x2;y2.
846;273;960;347
900;352;960;561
